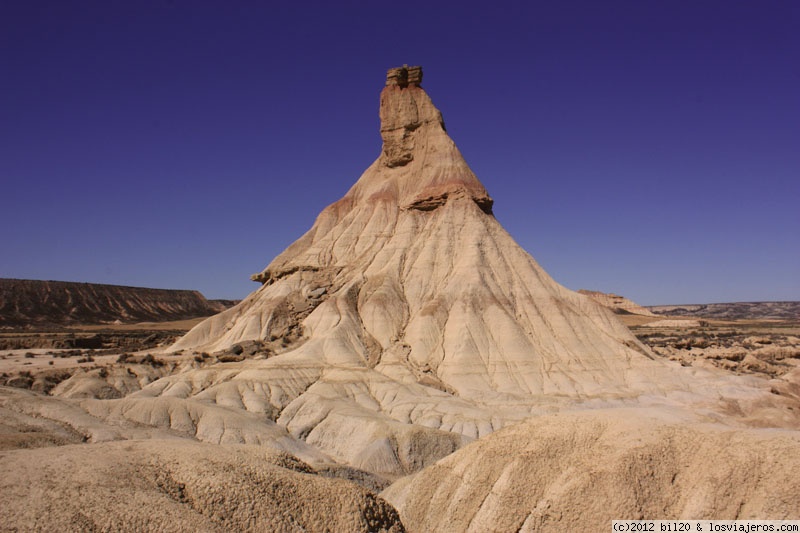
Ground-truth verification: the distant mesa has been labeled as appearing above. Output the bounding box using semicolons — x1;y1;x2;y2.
0;278;234;327
575;292;800;322
649;301;800;321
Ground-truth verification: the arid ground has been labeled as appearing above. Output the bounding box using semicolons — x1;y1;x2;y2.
3;313;798;399
2;309;799;531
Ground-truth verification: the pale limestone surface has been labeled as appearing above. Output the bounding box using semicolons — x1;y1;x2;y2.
0;438;403;532
382;408;800;533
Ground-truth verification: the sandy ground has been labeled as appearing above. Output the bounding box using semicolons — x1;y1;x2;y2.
0;319;204;375
71;317;207;331
1;314;799;532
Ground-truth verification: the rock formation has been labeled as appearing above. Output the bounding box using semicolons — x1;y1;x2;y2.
0;278;230;326
161;67;680;470
159;66;797;477
0;434;403;532
174;65;664;400
577;289;656;316
382;407;800;532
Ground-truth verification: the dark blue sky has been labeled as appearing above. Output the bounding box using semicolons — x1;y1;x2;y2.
2;1;798;305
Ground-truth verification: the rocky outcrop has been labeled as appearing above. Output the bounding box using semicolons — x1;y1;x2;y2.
578;289;656;316
385;65;422;88
632;320;800;380
0;437;404;532
0;279;231;326
382;408;800;532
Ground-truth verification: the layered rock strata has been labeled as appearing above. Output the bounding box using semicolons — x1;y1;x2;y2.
157;67;799;477
577;289;656;316
0;278;229;326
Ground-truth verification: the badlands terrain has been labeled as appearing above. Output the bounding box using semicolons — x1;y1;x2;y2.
0;278;234;327
2;66;799;532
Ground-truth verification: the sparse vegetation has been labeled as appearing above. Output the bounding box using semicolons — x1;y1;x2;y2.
217;354;245;363
141;354;164;367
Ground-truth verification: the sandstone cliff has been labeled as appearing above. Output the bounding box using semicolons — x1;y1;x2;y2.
0;278;229;326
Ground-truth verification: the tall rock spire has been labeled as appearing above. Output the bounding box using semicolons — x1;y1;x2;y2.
380;66;440;167
175;65;662;396
376;65;494;212
166;66;688;475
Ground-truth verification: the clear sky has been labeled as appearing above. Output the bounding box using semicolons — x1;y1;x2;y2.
2;1;798;305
